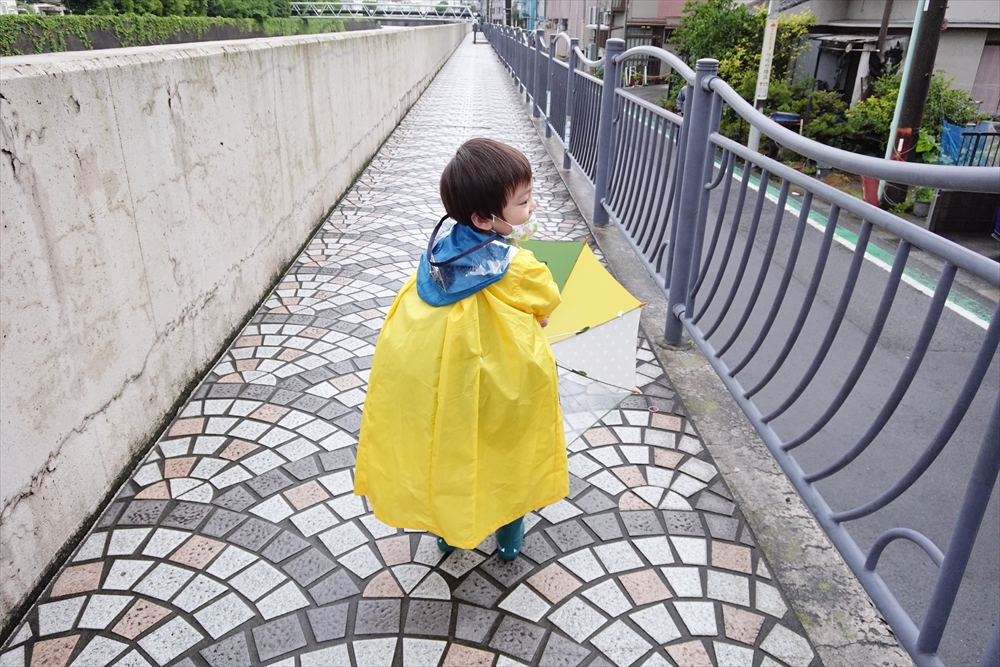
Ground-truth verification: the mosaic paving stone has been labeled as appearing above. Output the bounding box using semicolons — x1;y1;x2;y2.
0;34;820;667
520;533;557;564
590;620;652;667
545;521;594;552
261;531;310;563
283;548;336;586
479;554;534;588
49;563;103;598
488;615;546;662
538;632;591;667
252;615;308;662
456;604;500;643
200;633;251;667
307;603;349;642
404;600;452;637
309;569;360;605
453;571;503;608
354;599;402;635
583;514;623;541
546;597;607;643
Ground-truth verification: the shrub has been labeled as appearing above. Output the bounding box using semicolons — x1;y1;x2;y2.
0;14;341;55
842;70;989;157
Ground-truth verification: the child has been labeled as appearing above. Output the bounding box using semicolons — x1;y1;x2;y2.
354;138;568;561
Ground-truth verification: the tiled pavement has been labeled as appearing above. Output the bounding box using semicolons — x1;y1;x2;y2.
0;35;821;667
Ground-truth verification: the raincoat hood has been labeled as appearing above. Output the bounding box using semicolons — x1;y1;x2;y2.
416;216;518;306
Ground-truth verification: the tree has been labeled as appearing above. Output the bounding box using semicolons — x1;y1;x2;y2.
672;0;759;66
670;0;815;141
845;70;988;157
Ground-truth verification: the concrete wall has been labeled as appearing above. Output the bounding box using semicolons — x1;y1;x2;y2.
0;22;466;626
936;29;989;92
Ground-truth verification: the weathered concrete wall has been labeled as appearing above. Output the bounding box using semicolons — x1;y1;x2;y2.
0;23;467;625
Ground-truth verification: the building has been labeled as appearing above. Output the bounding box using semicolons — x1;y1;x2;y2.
790;0;1000;116
538;0;998;116
544;0;627;58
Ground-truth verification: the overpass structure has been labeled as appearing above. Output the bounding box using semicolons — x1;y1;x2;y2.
290;1;476;21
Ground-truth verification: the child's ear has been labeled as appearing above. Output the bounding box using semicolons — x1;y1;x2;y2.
470;213;493;232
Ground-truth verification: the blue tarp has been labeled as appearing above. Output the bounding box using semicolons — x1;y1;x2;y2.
939;120;994;165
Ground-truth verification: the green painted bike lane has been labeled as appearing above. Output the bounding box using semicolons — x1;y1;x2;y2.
733;165;993;329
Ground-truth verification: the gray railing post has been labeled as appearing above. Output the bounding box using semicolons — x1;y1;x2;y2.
593;38;624;226
564;37;578;169
664;57;718;344
524;30;532;103
688;92;723;307
514;29;521;89
533;29;545;118
514;29;520;88
546;34;556;136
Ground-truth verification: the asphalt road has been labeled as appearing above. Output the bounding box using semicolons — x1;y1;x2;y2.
691;168;1000;667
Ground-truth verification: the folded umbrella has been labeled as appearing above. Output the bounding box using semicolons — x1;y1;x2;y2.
521;239;644;444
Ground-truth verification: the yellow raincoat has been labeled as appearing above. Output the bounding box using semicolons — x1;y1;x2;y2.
354;248;568;549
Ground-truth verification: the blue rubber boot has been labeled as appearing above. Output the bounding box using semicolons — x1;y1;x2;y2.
496;517;524;562
436;536;456;553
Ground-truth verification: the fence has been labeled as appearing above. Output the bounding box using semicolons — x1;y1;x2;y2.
483;25;1000;667
958;130;1000;168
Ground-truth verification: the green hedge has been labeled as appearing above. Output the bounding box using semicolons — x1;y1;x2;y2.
0;14;345;56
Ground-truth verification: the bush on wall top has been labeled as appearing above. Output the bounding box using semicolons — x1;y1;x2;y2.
0;14;345;55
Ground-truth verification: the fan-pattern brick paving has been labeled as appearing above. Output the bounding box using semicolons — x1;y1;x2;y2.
0;34;820;667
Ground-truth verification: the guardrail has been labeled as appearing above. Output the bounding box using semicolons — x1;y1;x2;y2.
290;1;475;20
483;24;1000;667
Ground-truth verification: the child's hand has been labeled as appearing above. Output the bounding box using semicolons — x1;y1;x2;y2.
537;317;549;328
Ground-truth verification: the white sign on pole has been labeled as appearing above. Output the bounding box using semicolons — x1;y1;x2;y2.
754;18;779;101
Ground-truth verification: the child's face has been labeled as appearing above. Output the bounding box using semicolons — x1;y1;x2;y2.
495;181;537;233
469;181;537;235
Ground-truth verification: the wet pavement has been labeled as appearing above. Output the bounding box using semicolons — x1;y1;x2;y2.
0;34;820;667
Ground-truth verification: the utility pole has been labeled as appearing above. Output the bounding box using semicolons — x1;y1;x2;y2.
882;0;948;208
876;0;894;52
747;0;779;154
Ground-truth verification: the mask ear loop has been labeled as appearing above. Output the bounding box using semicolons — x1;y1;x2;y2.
425;214;503;268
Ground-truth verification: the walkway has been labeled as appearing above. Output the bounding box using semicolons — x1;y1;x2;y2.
0;35;820;667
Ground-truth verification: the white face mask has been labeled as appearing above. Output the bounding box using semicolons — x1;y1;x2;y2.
494;215;538;245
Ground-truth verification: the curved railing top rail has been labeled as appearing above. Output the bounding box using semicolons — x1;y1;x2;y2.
552;31;574;49
573;46;605;68
614;45;695;83
533;29;549;55
708;74;1000;193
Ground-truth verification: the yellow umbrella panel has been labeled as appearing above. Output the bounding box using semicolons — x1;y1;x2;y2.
520;240;644;444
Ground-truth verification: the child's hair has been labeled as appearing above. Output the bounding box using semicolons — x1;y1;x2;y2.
440;138;532;227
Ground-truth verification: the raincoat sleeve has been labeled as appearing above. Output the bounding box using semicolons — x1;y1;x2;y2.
492;250;562;319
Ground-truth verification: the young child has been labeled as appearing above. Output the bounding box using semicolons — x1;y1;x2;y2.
354;138;568;561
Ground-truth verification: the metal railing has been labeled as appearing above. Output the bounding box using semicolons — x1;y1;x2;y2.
290;1;476;20
483;25;1000;667
958;130;1000;168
